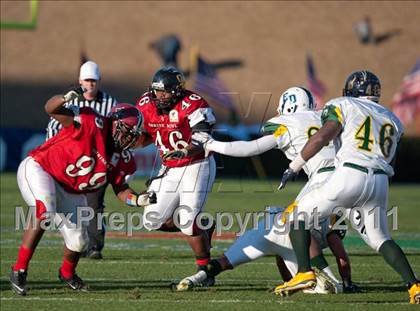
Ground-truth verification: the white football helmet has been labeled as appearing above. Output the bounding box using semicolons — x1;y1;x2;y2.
277;87;316;115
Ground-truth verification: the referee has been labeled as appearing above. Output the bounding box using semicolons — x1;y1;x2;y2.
45;61;117;259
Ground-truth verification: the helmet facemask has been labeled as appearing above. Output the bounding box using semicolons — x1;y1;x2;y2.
112;120;141;150
343;70;381;102
150;67;185;111
109;104;143;151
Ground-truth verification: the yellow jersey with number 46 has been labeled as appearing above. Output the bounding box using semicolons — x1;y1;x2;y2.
321;96;404;176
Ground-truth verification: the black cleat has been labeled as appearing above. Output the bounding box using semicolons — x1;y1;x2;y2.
58;269;88;291
86;250;103;260
10;268;27;296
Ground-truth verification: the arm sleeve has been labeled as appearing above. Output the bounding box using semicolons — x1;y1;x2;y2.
205;135;277;157
321;103;344;127
188;107;216;127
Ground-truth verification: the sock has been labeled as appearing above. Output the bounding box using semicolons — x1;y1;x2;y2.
207;259;223;278
60;258;78;279
379;240;418;286
289;221;311;272
310;254;329;270
195;255;210;270
13;245;34;271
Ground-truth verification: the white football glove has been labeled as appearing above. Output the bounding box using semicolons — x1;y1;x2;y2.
191;132;213;147
191;132;214;157
137;191;157;207
63;86;86;102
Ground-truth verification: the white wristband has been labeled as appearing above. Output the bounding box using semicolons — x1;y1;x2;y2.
289;153;306;172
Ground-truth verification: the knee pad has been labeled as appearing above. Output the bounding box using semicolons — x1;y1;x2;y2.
62;228;89;253
369;237;389;252
180;224;194;236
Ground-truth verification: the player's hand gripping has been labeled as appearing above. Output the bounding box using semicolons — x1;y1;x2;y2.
191;132;213;148
137;191;157;207
278;168;299;190
162;149;188;161
63;86;86;102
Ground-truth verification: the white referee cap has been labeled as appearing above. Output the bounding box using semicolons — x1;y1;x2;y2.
79;61;101;80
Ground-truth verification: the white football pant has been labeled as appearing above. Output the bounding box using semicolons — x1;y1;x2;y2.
143;156;216;236
17;157;89;252
293;163;391;251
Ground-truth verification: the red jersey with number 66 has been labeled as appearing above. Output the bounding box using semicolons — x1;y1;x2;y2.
29;108;136;194
136;90;216;168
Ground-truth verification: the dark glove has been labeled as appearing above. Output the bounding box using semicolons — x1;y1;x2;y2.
162;149;188;161
63;86;86;102
277;168;299;190
137;191;157;207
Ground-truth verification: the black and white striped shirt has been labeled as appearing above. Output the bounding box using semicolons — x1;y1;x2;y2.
46;91;117;140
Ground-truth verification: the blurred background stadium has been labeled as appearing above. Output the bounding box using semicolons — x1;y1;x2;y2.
1;2;420;308
1;1;420;180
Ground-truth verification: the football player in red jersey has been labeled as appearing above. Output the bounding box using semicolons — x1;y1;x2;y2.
10;90;156;296
136;67;216;282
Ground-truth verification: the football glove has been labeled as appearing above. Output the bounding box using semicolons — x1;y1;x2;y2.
162;149;188;161
278;168;299;190
137;191;157;207
191;132;213;147
63;86;86;102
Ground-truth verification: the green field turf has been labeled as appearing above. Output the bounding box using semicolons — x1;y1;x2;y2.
1;173;419;310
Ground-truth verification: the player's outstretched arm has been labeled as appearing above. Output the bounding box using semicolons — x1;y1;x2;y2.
279;120;342;190
193;133;277;157
117;187;157;208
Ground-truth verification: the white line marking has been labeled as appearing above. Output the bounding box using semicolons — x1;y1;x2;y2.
0;260;418;267
0;297;283;304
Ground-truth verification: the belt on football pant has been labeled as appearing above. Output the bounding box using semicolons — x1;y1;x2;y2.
343;162;387;175
317;166;335;174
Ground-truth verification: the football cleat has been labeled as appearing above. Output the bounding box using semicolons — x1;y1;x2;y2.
409;283;420;304
58;269;88;291
86;250;103;260
274;271;316;296
175;270;213;291
10;268;28;296
303;268;340;294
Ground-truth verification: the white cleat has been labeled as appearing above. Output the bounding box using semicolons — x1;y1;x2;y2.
303;268;342;294
176;270;210;291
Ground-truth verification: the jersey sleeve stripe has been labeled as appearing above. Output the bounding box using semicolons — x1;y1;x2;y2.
262;122;280;135
273;124;288;138
321;105;343;126
334;106;343;125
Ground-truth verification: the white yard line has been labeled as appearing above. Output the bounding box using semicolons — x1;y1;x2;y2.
0;297;409;305
0;297;284;304
0;260;418;267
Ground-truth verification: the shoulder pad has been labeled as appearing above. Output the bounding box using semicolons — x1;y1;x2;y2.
136;92;154;108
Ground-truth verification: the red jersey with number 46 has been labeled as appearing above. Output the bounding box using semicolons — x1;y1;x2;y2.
136;90;216;168
29;108;136;194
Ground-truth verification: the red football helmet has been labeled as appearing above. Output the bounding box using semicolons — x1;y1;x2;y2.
109;103;143;150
